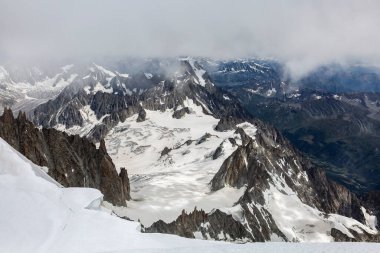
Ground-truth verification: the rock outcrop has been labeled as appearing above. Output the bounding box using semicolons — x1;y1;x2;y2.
0;108;131;206
144;208;254;242
172;107;190;119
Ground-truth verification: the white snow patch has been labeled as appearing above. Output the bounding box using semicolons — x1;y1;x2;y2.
236;122;257;139
55;105;109;137
223;94;231;100
266;88;277;97
263;182;377;242
93;82;113;94
116;71;130;78
93;64;116;77
144;73;153;79
184;58;208;87
361;207;378;231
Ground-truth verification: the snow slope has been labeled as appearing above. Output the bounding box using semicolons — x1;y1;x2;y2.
104;99;250;225
1;137;379;253
87;98;377;243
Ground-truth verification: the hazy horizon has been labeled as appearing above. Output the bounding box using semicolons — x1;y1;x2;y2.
1;0;380;78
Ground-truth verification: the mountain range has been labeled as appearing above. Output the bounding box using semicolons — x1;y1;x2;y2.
0;57;379;246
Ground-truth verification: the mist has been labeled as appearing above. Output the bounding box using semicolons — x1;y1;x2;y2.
1;0;380;78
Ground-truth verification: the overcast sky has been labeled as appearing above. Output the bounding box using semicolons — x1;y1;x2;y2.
1;0;380;77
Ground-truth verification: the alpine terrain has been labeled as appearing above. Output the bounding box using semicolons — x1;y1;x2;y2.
0;57;378;251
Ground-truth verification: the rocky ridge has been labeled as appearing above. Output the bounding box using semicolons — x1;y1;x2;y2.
145;118;379;242
0;108;130;206
32;60;248;142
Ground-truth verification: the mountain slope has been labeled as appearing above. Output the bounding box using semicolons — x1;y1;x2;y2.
144;120;379;242
0;108;130;206
4;137;378;252
17;58;380;242
205;59;380;193
32;59;248;142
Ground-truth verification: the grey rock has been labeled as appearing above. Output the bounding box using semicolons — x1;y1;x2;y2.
172;107;190;119
144;208;253;242
136;108;146;122
0;108;131;206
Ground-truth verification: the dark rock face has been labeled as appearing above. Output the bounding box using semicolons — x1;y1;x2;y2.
160;147;172;157
331;228;380;242
136;108;146;122
172;107;190;119
361;190;380;229
119;168;131;201
212;145;223;160
144;208;254;242
307;166;364;223
196;133;212;145
214;116;244;132
0;108;131;206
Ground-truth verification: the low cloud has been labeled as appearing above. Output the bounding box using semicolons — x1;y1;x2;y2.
1;0;380;78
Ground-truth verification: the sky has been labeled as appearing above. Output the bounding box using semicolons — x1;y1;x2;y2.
1;0;380;78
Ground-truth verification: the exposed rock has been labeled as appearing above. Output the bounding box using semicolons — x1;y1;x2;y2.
119;167;131;201
0;108;130;206
144;208;253;242
214;116;244;132
172;107;190;119
212;145;223;160
234;128;251;146
136;108;146;122
196;133;212;145
307;166;365;223
331;228;380;242
211;141;253;191
160;147;172;157
360;190;380;229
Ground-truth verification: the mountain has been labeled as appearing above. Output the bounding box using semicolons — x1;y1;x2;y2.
239;91;380;193
0;64;78;114
298;64;380;93
1;58;379;243
31;59;248;142
206;59;380;193
0;136;272;253
2;132;376;251
0;108;130;206
144;119;379;242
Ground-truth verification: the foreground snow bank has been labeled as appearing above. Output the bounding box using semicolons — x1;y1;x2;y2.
0;138;379;253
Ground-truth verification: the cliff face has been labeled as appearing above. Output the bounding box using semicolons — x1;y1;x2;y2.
0;108;130;206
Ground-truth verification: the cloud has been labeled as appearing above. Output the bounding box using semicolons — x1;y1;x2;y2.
1;0;380;78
